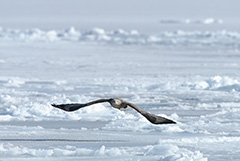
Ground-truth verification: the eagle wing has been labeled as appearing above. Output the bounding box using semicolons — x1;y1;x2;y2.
125;102;176;124
52;98;110;112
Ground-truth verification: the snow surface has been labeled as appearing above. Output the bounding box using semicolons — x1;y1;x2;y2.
1;0;240;161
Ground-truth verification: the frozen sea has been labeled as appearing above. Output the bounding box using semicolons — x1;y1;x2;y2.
1;0;240;160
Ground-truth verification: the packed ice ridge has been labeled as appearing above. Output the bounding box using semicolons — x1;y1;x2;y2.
0;26;240;48
0;142;207;160
181;76;240;91
159;18;223;24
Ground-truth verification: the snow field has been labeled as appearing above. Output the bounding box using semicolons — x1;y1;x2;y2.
1;0;240;160
1;26;240;160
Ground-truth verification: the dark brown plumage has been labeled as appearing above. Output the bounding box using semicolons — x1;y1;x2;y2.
51;98;176;125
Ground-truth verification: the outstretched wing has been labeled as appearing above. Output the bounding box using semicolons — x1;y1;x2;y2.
125;102;176;124
51;103;87;112
52;98;110;112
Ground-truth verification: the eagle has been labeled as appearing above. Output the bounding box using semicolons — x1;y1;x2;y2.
52;98;176;125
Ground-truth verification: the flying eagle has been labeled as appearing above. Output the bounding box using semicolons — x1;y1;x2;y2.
52;98;176;125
